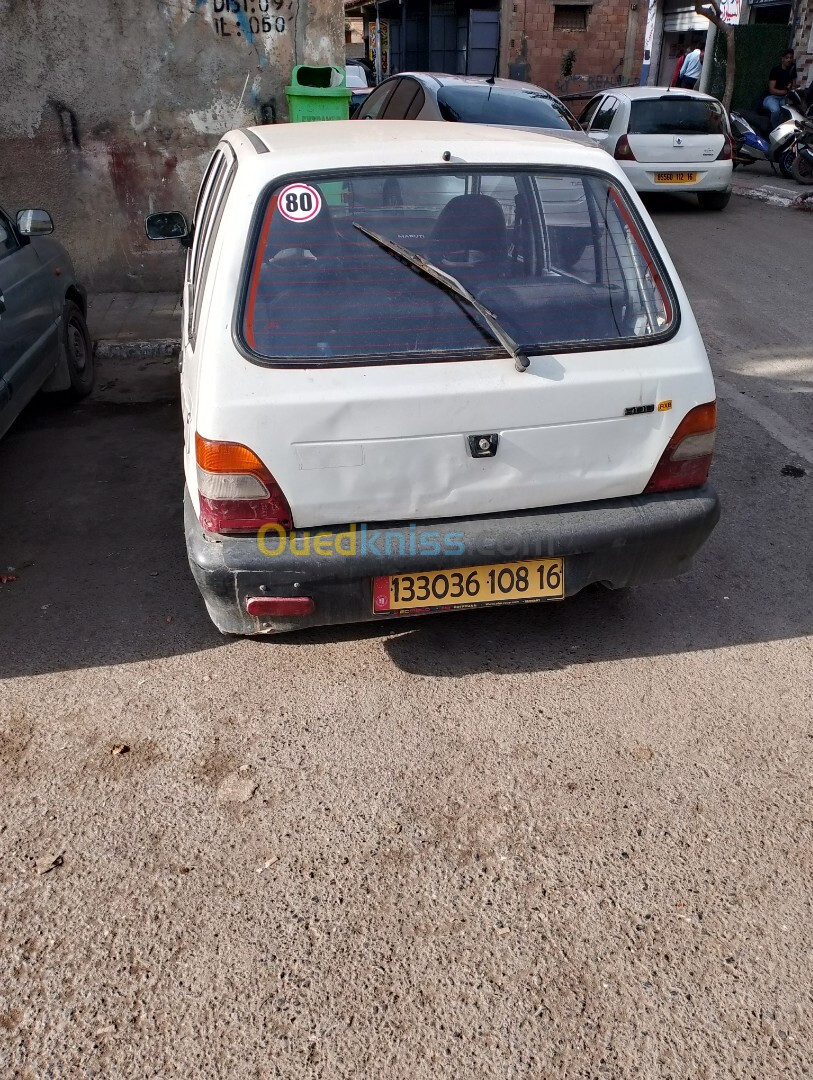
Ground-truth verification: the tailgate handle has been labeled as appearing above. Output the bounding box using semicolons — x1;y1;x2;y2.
468;434;499;458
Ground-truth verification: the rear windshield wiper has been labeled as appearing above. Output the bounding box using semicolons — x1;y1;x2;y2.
352;222;530;372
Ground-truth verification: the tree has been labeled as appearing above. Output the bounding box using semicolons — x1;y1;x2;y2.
694;0;736;111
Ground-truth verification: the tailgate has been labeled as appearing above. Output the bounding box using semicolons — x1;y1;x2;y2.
213;350;704;530
628;96;726;164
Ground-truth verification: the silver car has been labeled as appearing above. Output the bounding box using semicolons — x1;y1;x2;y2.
354;72;582;131
0;204;93;439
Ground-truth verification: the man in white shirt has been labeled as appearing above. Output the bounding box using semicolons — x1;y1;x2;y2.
679;45;704;90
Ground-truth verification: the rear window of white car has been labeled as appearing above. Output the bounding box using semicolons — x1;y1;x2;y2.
242;169;677;364
629;97;726;136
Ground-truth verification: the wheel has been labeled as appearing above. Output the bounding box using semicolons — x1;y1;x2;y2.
791;150;813;185
778;148;796;179
62;300;94;400
697;191;731;211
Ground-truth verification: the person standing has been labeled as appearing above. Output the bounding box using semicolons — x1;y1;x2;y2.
678;44;703;89
763;50;798;127
671;47;687;88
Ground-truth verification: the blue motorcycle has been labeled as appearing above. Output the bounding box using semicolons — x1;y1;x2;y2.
730;89;809;179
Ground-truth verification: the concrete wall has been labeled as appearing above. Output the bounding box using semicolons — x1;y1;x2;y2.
0;0;343;291
503;0;646;104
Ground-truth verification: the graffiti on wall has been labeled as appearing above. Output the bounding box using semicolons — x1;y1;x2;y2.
207;0;291;39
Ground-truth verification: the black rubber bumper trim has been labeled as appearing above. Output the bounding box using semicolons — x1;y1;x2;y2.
184;486;720;635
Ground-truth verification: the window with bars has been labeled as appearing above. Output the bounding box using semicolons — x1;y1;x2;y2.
554;5;591;30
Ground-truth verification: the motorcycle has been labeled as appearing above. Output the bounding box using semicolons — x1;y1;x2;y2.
730;89;809;179
791;115;813;184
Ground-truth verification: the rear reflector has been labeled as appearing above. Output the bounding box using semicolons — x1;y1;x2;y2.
644;401;717;494
195;433;293;535
245;596;315;617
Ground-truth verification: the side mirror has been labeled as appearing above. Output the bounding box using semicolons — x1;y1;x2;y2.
145;211;189;242
17;209;54;236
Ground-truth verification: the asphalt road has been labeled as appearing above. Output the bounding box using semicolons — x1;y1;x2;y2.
1;194;812;1079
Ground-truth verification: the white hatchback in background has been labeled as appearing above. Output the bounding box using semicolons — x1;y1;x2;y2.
146;121;719;636
580;86;734;210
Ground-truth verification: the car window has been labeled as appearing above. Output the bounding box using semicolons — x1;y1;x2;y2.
382;77;421;119
242;168;675;363
590;97;619;132
0;209;19;259
188;149;230;342
436;84;580;130
629;97;726;135
579;97;602;127
358;79;399;119
405;85;426;119
192;155;236;343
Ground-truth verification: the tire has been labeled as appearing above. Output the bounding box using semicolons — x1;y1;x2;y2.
778;148;796;180
791;149;813;185
62;300;94;400
697;191;731;211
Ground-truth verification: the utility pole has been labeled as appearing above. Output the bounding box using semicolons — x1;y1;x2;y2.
622;2;641;84
374;0;382;84
699;21;717;92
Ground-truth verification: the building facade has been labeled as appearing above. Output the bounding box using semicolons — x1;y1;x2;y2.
346;0;646;102
0;0;343;290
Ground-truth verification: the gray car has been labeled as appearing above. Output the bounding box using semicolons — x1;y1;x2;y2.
353;72;582;131
0;204;93;439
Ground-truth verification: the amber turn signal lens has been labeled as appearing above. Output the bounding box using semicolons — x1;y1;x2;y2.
195;433;268;475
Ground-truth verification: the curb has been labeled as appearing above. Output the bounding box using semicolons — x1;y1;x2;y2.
94;338;181;360
731;182;797;208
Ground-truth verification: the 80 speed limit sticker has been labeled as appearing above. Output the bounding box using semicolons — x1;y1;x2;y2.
276;183;322;223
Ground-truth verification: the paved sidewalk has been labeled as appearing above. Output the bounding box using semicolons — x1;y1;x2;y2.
731;163;804;207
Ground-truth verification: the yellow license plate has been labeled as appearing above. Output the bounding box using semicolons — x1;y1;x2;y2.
372;558;565;613
655;172;698;184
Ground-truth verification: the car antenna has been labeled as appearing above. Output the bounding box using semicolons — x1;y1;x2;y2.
486;50;498;86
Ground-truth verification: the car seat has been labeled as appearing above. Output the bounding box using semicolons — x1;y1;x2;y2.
429;194;511;289
252;199;346;356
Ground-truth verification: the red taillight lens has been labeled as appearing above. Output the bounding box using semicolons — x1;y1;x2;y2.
195;433;293;535
614;134;637;161
644;401;717;494
717;135;733;161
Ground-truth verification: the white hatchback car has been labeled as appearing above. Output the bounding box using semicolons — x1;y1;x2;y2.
579;86;733;210
146;121;719;636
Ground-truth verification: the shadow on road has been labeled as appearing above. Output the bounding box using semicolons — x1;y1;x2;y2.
0;397;223;680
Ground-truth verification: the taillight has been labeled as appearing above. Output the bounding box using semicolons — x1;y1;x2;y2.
644;401;717;494
717;135;733;161
614;134;637;161
195;433;293;534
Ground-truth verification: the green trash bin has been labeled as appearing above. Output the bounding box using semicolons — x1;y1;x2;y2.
285;65;351;123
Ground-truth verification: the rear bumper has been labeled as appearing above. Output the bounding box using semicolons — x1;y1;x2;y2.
621;160;733;194
185;486;720;635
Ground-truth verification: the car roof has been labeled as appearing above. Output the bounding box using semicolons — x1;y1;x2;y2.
599;86;722;103
390;72;561;96
229;119;618;173
233;118;608;164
